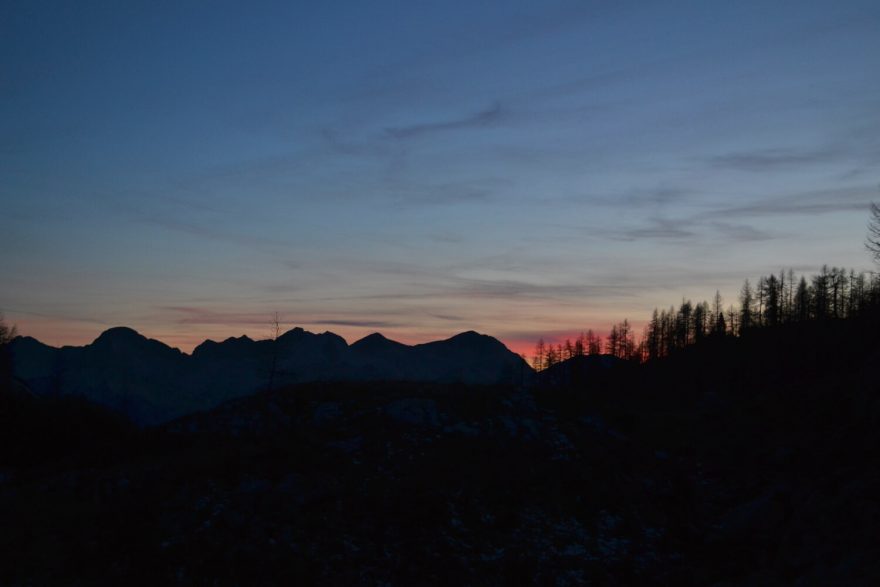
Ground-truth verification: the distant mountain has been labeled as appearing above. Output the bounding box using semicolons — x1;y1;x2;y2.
10;327;532;425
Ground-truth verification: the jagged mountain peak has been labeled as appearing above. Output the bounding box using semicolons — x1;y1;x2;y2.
275;328;348;352
276;326;306;341
192;334;256;358
89;327;184;362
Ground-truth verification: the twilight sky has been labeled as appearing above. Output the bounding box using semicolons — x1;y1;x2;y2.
2;0;880;355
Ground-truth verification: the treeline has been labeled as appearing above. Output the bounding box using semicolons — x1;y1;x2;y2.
533;266;880;369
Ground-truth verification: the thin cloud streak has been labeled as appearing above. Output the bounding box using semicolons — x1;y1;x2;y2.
710;222;775;242
138;215;292;249
313;318;401;328
160;306;275;326
0;307;108;326
707;185;874;218
708;147;841;171
620;218;697;241
385;102;504;139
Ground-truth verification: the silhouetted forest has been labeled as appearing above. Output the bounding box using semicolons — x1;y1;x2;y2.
533;266;880;367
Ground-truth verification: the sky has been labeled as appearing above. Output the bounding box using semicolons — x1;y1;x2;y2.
2;0;880;356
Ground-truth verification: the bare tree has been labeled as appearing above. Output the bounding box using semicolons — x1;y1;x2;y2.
533;338;546;371
270;311;282;341
267;312;282;392
585;329;602;355
0;313;16;345
0;314;17;390
740;280;754;332
867;202;880;265
573;335;585;357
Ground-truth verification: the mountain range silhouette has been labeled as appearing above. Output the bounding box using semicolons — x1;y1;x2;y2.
10;327;532;424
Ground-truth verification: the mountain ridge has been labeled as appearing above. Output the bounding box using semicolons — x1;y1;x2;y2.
10;326;533;425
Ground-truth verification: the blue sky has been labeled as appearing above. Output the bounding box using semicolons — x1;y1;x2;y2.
2;0;879;353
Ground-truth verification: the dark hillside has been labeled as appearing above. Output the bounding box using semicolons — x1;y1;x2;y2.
0;382;691;585
538;309;880;583
1;311;878;584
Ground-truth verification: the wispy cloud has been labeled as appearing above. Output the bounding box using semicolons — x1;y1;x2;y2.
0;307;108;326
707;185;874;218
589;218;698;241
620;187;692;208
160;306;273;326
581;185;876;245
428;232;463;244
320;128;401;159
381;176;508;207
385;102;504;139
449;278;637;300
389;183;495;206
709;147;840;171
562;213;775;244
549;186;694;211
287;274;638;304
710;222;775;242
139;215;290;249
428;313;466;322
312;318;401;328
619;218;697;241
